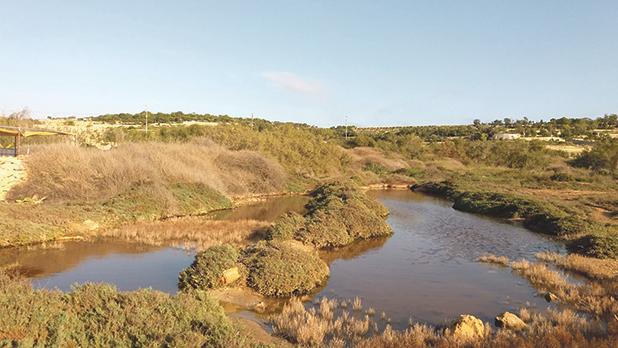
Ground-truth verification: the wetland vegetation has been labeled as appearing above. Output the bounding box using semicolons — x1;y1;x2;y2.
1;112;617;347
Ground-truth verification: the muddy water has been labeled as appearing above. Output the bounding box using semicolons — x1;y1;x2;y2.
0;191;565;327
314;190;565;328
0;195;308;293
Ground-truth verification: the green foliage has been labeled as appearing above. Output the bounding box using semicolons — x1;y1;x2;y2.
266;211;306;241
363;162;390;175
549;171;574;182
178;244;241;291
170;183;233;215
241;241;329;297
107;122;351;180
570;234;618;259
411;181;459;198
415;182;593;236
0;273;247;347
286;183;392;248
570;138;618;174
431;139;552;169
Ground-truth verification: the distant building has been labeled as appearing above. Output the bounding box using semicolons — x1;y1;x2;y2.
493;133;521;140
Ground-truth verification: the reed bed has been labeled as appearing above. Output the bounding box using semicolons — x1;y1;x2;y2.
102;217;270;251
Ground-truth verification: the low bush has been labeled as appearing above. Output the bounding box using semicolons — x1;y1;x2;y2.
265;211;305;241
241;241;329;297
550;171;574;182
569;234;618;259
268;183;392;248
415;181;590;236
0;272;247;347
178;244;242;291
411;181;457;198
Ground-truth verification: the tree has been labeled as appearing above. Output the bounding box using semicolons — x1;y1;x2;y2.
570;138;618;174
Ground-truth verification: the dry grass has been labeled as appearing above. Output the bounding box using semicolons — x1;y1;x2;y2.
102;217;270;250
477;254;510;267
345;147;409;171
509;258;618;317
9;139;286;203
271;297;617;347
477;253;618;319
271;297;377;347
536;251;618;280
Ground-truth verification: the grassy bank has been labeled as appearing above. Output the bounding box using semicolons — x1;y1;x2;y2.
0;141;288;247
412;180;618;258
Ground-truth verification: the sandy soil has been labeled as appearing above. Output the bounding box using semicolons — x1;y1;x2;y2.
0;156;25;201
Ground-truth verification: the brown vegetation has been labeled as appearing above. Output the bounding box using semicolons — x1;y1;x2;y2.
271;297;617;347
103;217;269;250
477;254;510;267
536;251;618;280
479;254;618;318
9;139;286;203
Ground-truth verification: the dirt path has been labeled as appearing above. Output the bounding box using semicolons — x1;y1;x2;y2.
0;156;25;201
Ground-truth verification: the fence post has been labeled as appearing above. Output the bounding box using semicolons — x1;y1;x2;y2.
15;133;20;156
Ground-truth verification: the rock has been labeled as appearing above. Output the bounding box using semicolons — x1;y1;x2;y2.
253;301;267;313
83;219;100;231
220;267;241;285
544;292;559;302
450;314;488;341
495;312;527;330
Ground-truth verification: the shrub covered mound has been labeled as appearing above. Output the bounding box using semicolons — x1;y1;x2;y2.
241;241;329;297
0;273;247;347
179;244;241;291
267;183;393;249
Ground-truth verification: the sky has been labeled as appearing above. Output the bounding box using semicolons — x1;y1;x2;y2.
1;1;617;127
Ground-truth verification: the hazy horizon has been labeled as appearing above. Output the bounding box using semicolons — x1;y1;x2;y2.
2;1;617;127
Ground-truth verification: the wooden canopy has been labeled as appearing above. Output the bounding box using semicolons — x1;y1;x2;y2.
0;126;70;156
0;126;69;138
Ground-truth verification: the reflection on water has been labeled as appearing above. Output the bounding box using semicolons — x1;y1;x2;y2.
0;240;193;293
0;190;566;327
209;195;308;221
0;195;307;293
313;190;565;328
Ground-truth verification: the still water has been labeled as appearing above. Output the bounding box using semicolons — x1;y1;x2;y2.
316;190;564;327
0;191;564;326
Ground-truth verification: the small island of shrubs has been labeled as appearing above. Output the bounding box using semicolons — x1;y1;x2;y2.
179;182;392;297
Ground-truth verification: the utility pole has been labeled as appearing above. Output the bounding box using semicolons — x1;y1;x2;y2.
344;115;349;141
144;106;149;133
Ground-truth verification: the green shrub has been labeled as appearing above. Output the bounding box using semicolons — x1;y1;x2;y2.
299;202;353;248
292;183;392;248
411;181;457;198
453;191;523;218
570;138;618;174
266;211;306;241
363;162;389;175
417;181;590;237
0;273;246;347
569;234;618;259
241;241;329;297
550;171;574;182
178;244;241;291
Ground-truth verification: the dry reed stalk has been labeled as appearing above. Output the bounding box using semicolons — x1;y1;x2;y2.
103;217;269;250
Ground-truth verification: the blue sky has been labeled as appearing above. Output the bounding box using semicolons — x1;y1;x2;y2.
1;1;617;126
